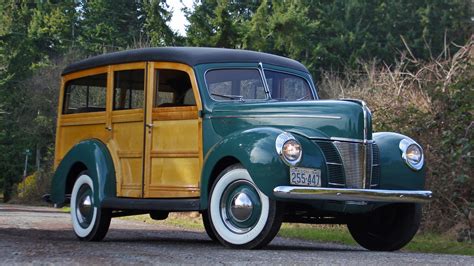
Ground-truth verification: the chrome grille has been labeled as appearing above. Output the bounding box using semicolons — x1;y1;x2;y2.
315;140;378;189
371;144;381;188
334;142;370;188
315;141;344;187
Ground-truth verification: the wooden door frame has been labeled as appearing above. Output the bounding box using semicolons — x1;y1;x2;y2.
107;62;147;197
143;62;203;198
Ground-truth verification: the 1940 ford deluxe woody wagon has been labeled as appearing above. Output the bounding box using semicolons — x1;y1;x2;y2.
50;47;432;250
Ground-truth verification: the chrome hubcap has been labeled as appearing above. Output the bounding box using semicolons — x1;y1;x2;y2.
230;192;253;222
220;180;262;234
78;195;92;220
76;185;93;228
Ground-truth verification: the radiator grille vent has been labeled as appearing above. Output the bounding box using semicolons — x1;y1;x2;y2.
314;140;379;189
315;141;344;187
371;144;381;188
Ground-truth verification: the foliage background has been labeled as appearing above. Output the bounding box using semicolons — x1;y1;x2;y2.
0;0;472;238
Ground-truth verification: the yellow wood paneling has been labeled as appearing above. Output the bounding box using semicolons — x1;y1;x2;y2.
55;67;109;169
151;120;198;151
144;62;202;198
55;61;204;200
56;123;108;166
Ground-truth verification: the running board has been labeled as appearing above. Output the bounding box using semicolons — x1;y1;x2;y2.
100;197;201;211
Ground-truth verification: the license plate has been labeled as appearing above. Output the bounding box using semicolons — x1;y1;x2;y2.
290;167;321;187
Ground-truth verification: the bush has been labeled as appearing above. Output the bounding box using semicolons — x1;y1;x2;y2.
14;170;52;205
318;40;473;240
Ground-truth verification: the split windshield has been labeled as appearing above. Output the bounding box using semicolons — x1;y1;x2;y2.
206;68;314;101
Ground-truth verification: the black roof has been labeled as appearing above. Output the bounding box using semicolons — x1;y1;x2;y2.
62;47;309;75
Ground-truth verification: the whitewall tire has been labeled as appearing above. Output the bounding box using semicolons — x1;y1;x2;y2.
70;172;111;241
208;164;283;249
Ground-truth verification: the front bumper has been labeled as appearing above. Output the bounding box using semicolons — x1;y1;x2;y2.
273;186;433;203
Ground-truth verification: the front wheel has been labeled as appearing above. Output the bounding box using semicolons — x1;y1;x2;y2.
207;164;283;249
347;203;421;251
70;172;111;241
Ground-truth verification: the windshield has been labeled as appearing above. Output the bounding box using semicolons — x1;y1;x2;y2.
264;70;313;101
206;68;314;101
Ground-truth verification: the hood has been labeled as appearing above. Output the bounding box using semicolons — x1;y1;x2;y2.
209;100;372;141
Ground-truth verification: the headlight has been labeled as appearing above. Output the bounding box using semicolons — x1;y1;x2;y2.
275;132;302;166
399;138;424;170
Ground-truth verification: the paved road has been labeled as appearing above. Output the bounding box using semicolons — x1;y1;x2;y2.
0;204;472;265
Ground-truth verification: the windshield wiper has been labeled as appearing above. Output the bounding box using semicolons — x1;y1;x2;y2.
296;94;312;101
211;93;244;101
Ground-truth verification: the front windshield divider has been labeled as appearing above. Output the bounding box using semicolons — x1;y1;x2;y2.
258;62;272;100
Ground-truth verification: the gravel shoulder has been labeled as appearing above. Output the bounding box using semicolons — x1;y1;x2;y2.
0;204;473;265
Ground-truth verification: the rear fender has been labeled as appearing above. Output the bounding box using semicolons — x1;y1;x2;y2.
51;139;116;207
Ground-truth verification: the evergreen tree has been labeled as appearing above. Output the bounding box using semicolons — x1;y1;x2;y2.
185;0;258;48
78;0;144;53
142;0;177;46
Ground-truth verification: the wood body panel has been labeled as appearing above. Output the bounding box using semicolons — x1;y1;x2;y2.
55;61;203;200
143;62;203;198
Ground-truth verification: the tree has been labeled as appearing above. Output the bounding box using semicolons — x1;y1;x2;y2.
142;0;178;46
185;0;258;48
78;0;144;53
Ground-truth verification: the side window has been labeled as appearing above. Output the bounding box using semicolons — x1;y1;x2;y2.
63;73;107;114
113;69;145;110
206;69;266;101
155;69;196;107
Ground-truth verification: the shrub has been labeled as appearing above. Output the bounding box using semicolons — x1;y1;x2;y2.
318;39;473;239
14;169;52;205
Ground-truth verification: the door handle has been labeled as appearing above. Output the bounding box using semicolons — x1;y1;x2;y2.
105;126;112;131
146;123;153;128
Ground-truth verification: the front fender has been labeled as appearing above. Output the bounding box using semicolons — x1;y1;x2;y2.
374;132;426;190
200;127;326;208
50;139;116;207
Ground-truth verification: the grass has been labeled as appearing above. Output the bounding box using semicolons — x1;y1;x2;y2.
278;223;474;256
62;206;472;256
120;212;473;256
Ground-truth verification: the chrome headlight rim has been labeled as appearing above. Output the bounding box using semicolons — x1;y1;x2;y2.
275;132;302;166
399;138;424;171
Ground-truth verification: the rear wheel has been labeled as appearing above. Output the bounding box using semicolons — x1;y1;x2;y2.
207;164;283;249
347;203;421;251
70;172;111;241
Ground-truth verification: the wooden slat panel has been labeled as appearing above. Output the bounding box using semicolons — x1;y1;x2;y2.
152;107;198;121
150;150;199;158
117;151;143;158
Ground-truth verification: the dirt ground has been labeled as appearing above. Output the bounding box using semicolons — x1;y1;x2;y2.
0;204;473;265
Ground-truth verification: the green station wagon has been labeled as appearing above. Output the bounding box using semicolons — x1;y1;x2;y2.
49;47;432;250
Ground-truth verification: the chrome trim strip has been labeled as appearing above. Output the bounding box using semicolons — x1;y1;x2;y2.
258;62;271;100
326;162;343;166
328;182;345;186
273;186;433;203
339;99;371;144
209;114;342;119
327;137;374;144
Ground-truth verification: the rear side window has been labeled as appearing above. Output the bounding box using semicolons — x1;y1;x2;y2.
63;73;107;114
113;69;145;110
206;69;266;101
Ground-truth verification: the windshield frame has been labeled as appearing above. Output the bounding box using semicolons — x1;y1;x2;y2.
204;64;317;102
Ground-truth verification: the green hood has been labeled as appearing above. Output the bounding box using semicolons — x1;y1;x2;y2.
209;100;371;141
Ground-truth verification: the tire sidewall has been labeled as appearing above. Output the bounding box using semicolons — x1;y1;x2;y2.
208;165;272;247
348;203;421;251
70;173;98;239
